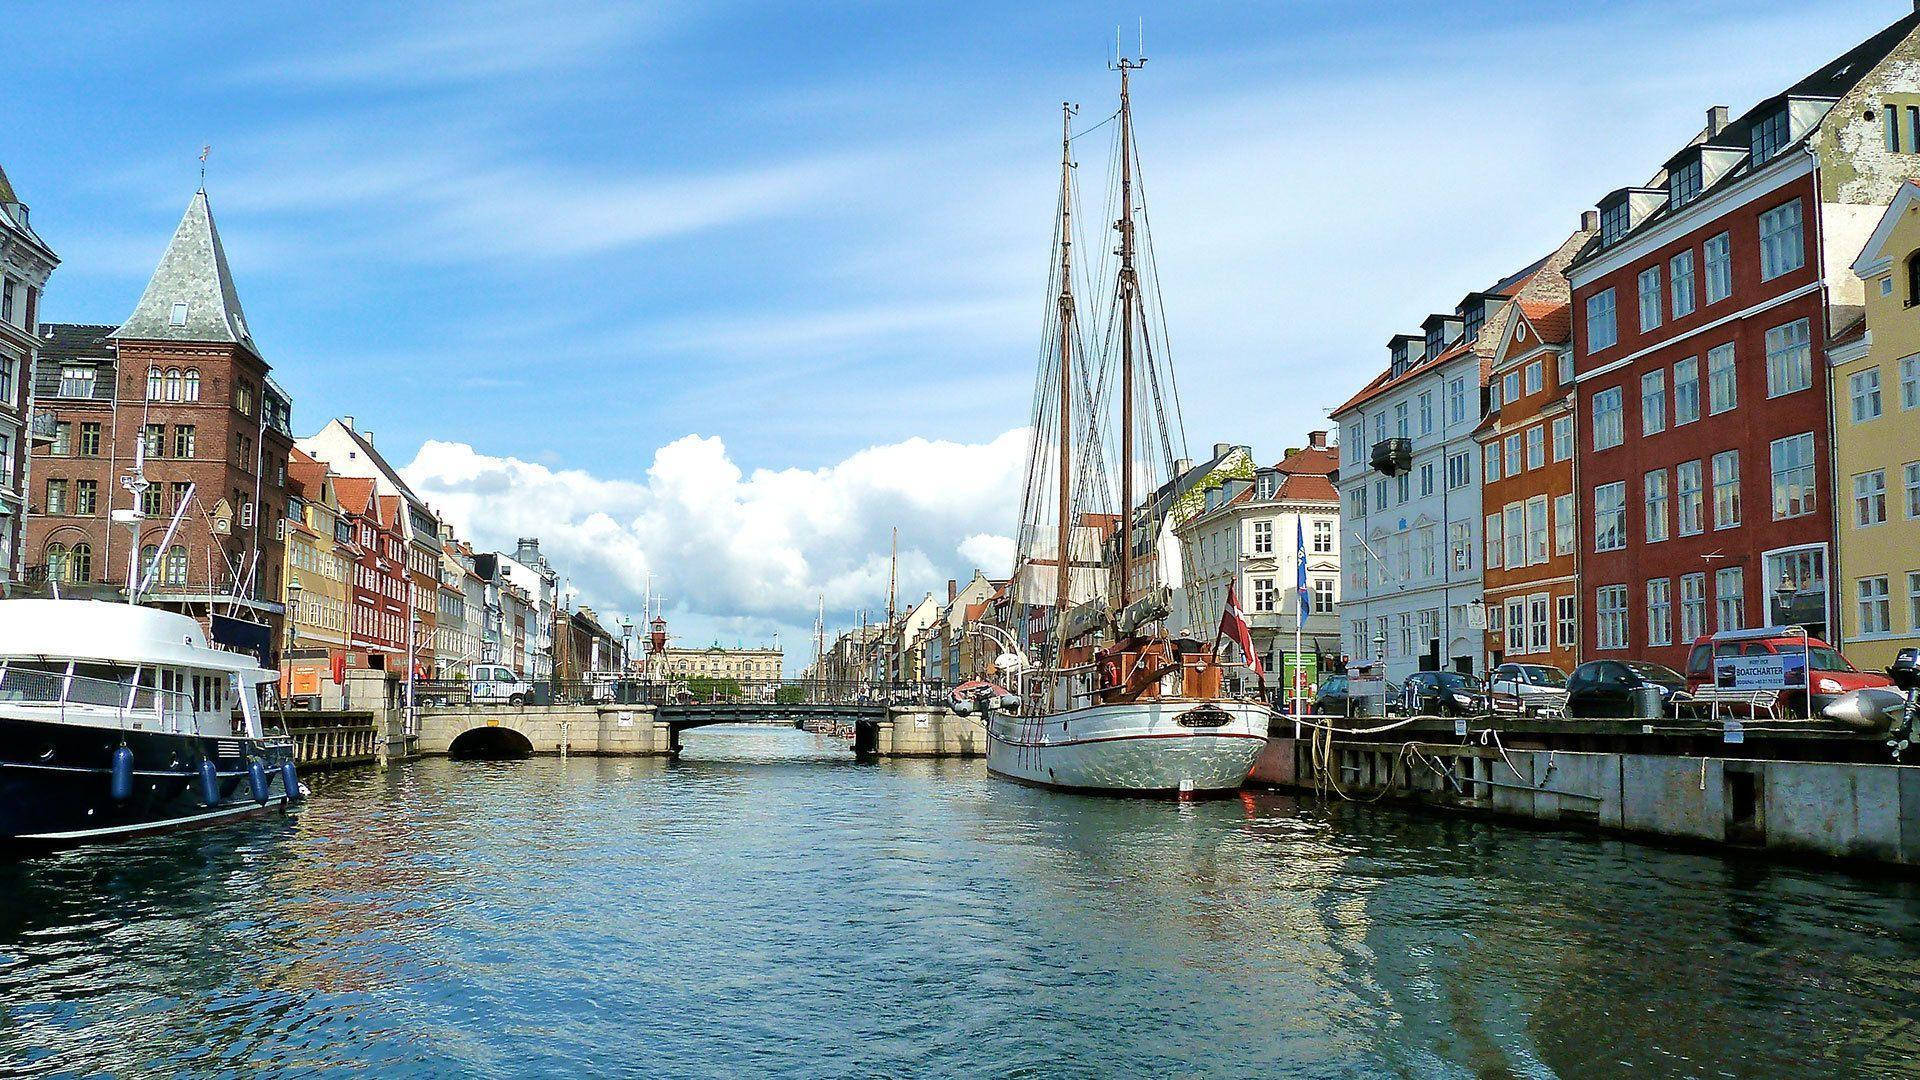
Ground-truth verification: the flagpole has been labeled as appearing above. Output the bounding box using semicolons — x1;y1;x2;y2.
1293;518;1307;734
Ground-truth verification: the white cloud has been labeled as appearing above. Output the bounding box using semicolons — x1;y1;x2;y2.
401;428;1028;645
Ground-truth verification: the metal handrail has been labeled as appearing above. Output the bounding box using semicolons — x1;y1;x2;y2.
0;660;200;734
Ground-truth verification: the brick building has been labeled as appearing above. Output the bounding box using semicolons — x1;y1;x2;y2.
26;190;293;646
333;477;408;661
0;164;57;589
1476;222;1594;674
1569;11;1920;670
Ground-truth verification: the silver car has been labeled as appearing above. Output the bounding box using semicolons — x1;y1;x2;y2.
1488;663;1569;717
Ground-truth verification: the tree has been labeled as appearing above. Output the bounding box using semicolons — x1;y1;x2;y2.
685;676;743;701
773;685;808;704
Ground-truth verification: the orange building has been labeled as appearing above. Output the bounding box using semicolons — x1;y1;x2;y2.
1475;221;1593;674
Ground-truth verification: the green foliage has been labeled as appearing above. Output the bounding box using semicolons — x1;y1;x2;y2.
685;676;744;700
773;685;808;704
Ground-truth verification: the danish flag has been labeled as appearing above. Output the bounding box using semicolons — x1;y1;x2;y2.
1218;584;1263;677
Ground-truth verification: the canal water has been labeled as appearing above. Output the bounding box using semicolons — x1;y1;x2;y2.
3;726;1919;1078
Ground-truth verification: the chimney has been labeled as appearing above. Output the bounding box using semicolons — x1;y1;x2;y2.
1212;442;1233;459
1308;430;1329;450
947;579;958;603
1580;210;1600;232
1173;457;1193;477
342;415;355;431
1706;105;1729;138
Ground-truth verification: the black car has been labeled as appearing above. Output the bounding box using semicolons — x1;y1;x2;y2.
1401;670;1490;716
1313;674;1400;717
1564;660;1688;718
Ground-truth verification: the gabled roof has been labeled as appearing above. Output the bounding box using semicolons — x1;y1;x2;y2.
1516;298;1572;346
286;447;332;502
37;323;118;364
1275;444;1337;477
1273;473;1337;503
333;476;378;518
0;163;55;257
1852;178;1920;278
113;190;260;357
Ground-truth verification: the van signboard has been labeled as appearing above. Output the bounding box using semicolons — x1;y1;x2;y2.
1713;652;1806;691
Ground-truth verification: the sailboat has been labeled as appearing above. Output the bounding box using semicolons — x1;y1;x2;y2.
983;57;1270;796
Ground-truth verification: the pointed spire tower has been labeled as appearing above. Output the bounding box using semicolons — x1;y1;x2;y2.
112;190;260;359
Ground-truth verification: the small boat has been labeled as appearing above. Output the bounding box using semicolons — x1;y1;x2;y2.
0;598;301;846
983;56;1269;796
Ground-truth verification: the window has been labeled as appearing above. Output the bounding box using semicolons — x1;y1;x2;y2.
1911;572;1920;632
75;479;97;516
77;422;100;457
1449;522;1471;573
1641;370;1666;435
146;367;162;400
169;301;189;326
1758;199;1805;280
1670;159;1703;207
1447;378;1467;425
1484;444;1501;483
1716;567;1746;632
1344;424;1362;463
1502;371;1521;408
1648;579;1673;647
1902;355;1919;410
1504;433;1522;476
1418;392;1433;436
45;478;67;515
1418;525;1437;577
1525;361;1543;395
1504;503;1525;569
1860;576;1892;635
1644;469;1670;543
1525;426;1544;471
1677;460;1704;536
1558;350;1574;387
1908;462;1920;519
1673;358;1699;425
1312;519;1333;553
1445;451;1470;490
237;382;256;417
1375;479;1387;510
1396;472;1410;504
1252;577;1276;613
141;423;164;459
1638;265;1663;332
1555;493;1575;556
1506;598;1527;655
1856;470;1888;527
65;543;92;583
58;366;95;399
1680;573;1707;642
1704;233;1732;304
1526;496;1549;565
50;422;70;456
164;369;181;401
140;484;162;516
1712;450;1741;530
1347;487;1366;519
1708;343;1737;414
173;425;195;458
1600;201;1631;246
1670;250;1696;318
1596;586;1629;651
1751;109;1790;164
1557;595;1577;648
1592;386;1623;449
1552;416;1573;462
1770;433;1816;519
1586;288;1617;353
1312;577;1335;614
164;545;188;586
1251;520;1273;555
1419;461;1434;497
183;370;200;402
1765;319;1812;397
1851;368;1883;422
1594;482;1626;551
1485;513;1503;569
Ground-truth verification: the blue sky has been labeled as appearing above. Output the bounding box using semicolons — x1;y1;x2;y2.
6;0;1909;657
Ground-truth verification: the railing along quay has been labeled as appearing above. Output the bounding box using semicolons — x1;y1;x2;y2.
275;710;381;770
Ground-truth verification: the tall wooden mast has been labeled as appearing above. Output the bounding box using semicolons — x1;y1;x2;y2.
1114;57;1143;615
1054;102;1077;629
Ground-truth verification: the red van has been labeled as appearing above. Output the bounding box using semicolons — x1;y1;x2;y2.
1682;628;1892;717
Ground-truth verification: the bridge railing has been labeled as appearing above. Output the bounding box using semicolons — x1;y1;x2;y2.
411;676;948;709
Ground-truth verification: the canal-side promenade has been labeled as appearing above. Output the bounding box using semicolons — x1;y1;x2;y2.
5;728;1919;1077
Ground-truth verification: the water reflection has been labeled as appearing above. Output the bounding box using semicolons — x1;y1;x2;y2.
3;728;1919;1077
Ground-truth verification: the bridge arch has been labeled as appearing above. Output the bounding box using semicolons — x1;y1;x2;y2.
448;725;535;759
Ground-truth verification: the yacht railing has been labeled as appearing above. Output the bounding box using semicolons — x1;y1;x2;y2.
0;660;199;734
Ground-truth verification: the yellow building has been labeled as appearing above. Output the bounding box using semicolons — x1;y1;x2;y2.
1833;179;1920;669
283;448;351;655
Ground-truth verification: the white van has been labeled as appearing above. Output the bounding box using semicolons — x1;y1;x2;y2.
471;664;529;706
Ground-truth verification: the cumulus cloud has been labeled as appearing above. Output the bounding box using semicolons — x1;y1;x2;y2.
402;429;1025;646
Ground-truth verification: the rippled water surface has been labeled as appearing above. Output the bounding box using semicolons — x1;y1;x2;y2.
5;726;1920;1077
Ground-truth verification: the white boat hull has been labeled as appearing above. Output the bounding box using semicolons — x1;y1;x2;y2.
986;699;1270;795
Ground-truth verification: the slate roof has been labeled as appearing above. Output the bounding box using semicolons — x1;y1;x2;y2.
37;323;118;364
113;190;260;357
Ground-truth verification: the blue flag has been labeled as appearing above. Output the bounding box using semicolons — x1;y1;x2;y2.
1296;517;1310;629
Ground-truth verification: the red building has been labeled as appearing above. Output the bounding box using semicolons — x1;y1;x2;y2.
1568;12;1920;669
334;477;408;661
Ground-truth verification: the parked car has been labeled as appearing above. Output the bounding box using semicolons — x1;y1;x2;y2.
1401;670;1490;716
470;663;530;706
1564;660;1687;718
1488;663;1569;716
1312;673;1399;717
1682;630;1892;717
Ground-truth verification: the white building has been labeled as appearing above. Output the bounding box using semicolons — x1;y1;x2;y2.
1175;433;1342;684
0;165;56;589
498;537;558;682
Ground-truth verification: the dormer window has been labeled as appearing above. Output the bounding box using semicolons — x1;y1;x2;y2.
1462;304;1485;342
169;301;189;327
1599;201;1631;246
1751;108;1790;164
1670;160;1703;207
1424;327;1446;359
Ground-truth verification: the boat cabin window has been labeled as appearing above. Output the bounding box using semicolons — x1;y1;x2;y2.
68;663;138;707
0;660;70;702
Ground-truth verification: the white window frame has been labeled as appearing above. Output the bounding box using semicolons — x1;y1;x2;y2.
1586;288;1618;353
1641;370;1667;436
1638;265;1663;332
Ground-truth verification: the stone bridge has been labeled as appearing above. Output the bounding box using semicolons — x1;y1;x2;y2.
414;703;984;758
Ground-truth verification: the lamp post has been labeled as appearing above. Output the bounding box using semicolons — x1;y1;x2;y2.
283;577;302;703
407;615;423;736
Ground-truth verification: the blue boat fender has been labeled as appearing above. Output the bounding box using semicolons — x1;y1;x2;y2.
281;761;301;801
247;759;271;805
197;758;220;806
110;745;135;802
